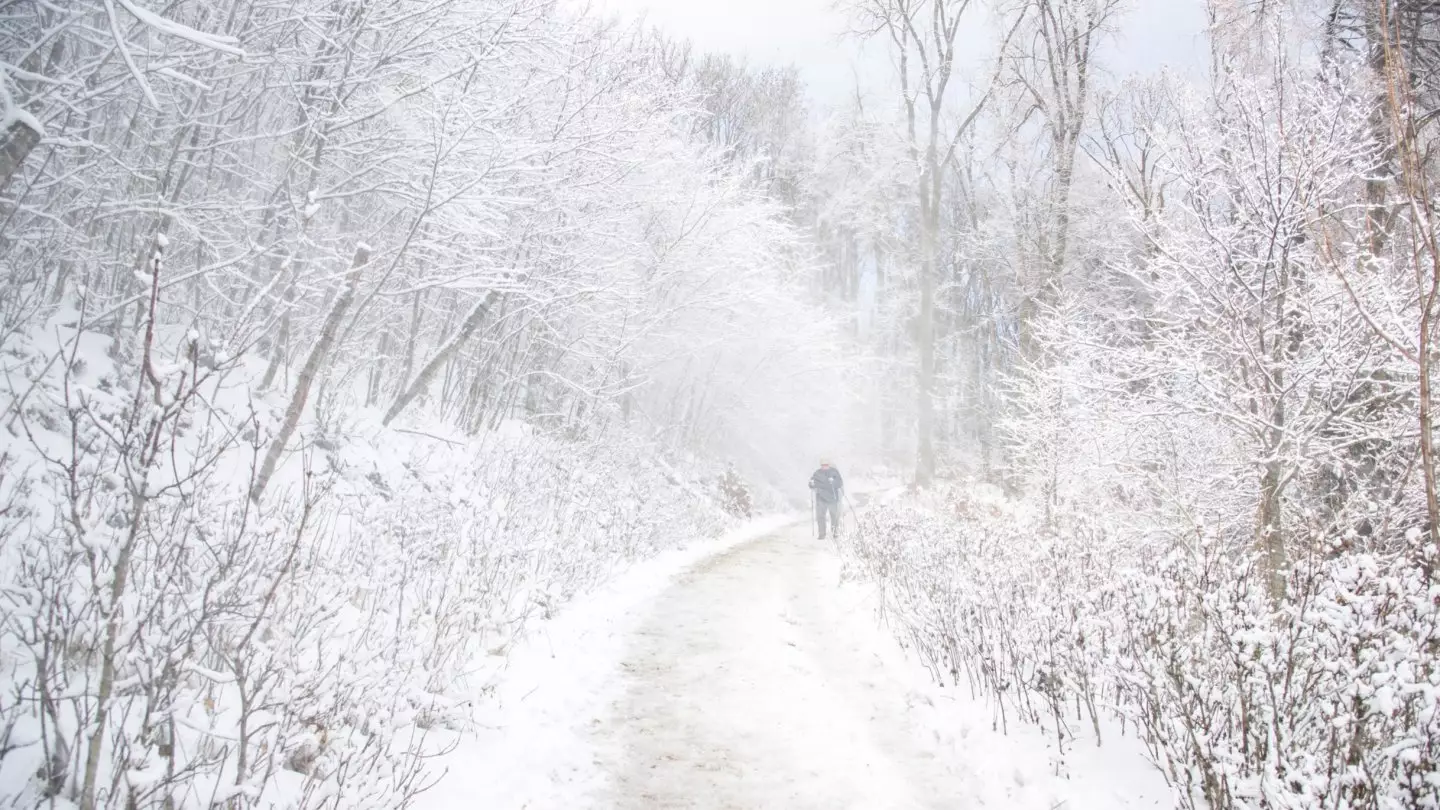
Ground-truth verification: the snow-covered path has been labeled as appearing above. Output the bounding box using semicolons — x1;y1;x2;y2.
417;518;1170;810
595;527;969;809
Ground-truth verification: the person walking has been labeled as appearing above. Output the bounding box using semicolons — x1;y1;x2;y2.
808;459;844;540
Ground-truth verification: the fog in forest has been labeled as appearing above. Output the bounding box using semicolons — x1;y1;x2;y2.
1;1;1438;808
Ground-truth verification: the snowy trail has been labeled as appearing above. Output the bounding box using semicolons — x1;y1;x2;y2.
592;527;973;809
417;518;1170;810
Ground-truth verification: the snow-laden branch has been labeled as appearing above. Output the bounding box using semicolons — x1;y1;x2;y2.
112;0;246;57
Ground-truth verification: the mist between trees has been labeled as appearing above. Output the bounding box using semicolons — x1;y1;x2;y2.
2;0;1439;808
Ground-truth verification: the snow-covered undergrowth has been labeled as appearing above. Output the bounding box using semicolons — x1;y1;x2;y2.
847;483;1440;810
0;314;729;809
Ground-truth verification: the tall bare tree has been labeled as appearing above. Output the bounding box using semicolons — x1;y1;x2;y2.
843;0;1007;484
1002;0;1123;360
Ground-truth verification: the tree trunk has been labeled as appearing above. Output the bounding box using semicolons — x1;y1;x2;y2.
1418;272;1440;558
398;288;425;388
916;155;938;486
367;329;390;407
383;290;500;427
0;119;41;196
250;244;370;503
1259;455;1286;602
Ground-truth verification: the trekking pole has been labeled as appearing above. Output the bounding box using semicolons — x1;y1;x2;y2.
810;489;817;540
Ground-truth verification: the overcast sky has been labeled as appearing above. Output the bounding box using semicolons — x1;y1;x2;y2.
588;0;1211;106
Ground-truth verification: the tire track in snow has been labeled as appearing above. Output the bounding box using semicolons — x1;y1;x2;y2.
593;527;974;809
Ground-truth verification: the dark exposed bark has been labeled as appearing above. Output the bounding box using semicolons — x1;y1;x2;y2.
0;119;41;197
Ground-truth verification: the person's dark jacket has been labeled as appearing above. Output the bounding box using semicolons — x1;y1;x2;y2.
809;466;844;503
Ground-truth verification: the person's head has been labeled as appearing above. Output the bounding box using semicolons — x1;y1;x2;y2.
819;458;831;468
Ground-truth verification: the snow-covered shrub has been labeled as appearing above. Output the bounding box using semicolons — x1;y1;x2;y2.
840;34;1440;810
0;281;445;808
717;466;753;519
0;292;728;808
1115;534;1439;809
850;485;1440;810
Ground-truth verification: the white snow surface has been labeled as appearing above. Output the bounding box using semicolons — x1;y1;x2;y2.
417;517;1174;809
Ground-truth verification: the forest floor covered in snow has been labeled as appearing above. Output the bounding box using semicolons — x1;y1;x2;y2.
0;310;738;809
416;514;1174;810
